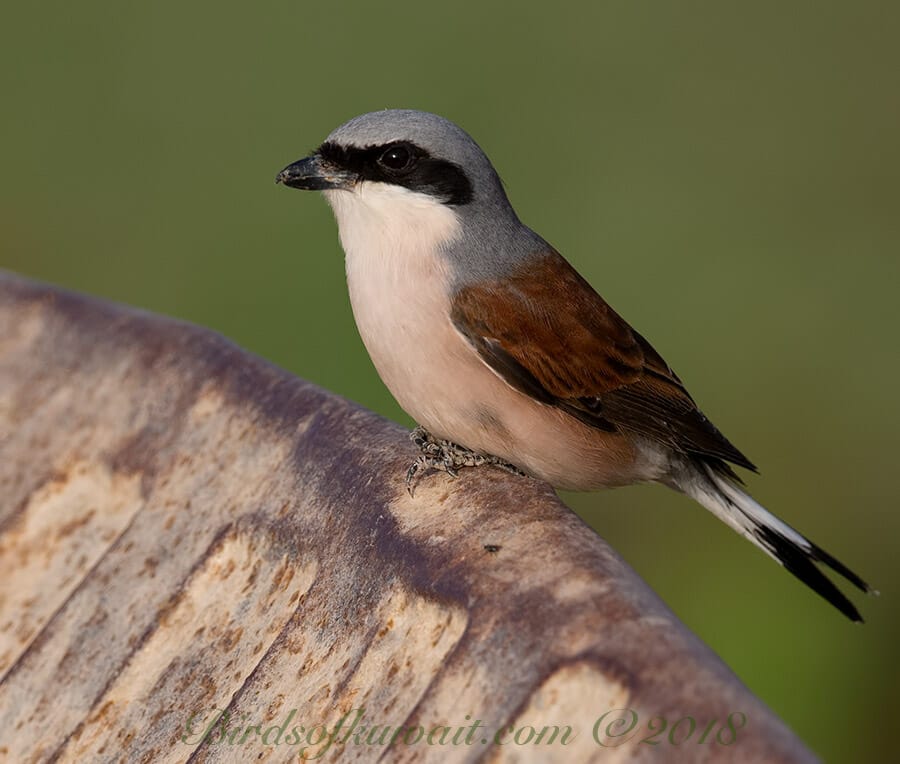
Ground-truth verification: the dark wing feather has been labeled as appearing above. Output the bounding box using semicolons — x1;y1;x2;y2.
450;251;756;473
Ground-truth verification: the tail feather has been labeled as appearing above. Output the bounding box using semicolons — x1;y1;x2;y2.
680;464;871;622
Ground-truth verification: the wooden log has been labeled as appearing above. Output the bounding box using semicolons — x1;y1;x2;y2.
0;271;817;762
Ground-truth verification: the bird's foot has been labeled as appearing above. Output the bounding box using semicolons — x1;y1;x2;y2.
406;426;526;496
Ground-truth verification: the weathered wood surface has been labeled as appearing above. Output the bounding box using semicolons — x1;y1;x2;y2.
0;271;817;763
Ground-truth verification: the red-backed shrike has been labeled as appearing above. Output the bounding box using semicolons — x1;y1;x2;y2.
277;110;871;621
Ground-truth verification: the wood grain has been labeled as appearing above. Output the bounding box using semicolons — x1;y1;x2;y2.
0;271;816;763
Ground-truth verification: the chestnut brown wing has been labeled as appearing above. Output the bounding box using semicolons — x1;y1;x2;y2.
450;251;756;473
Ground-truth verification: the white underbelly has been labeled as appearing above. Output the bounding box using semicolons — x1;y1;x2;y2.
346;248;478;434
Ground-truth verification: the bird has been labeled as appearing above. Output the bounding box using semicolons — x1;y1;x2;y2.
276;109;871;621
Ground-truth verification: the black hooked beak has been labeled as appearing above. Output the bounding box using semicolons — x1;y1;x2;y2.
275;154;354;190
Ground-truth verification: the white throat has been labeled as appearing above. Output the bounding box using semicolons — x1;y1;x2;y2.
323;182;461;271
321;182;463;430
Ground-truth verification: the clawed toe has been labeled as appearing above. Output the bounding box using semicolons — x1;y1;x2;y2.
405;426;527;496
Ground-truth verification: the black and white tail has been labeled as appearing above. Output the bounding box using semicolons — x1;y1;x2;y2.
680;464;872;622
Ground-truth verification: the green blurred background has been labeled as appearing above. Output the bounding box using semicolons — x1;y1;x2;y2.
2;1;897;759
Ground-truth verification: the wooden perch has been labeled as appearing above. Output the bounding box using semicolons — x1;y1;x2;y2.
0;271;817;763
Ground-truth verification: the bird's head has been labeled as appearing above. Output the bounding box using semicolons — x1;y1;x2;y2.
276;109;509;203
277;110;542;280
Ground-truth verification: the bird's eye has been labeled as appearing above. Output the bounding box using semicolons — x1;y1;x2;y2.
378;145;414;172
